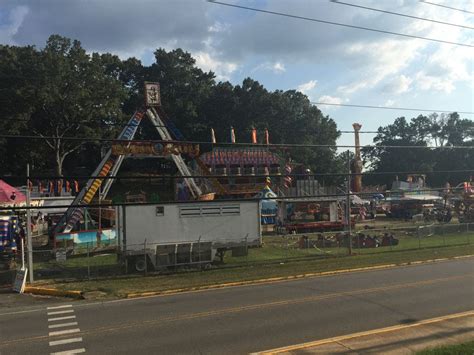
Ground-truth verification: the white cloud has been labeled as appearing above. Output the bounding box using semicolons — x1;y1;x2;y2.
414;71;456;94
384;99;395;107
297;80;317;93
208;22;230;33
383;75;413;95
0;5;29;44
272;62;285;73
338;39;422;95
194;51;237;81
252;61;286;74
316;95;345;109
318;95;343;104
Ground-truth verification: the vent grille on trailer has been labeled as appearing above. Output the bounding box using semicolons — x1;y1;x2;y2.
179;204;241;217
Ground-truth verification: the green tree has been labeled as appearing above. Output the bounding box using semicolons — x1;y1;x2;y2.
0;35;127;176
363;114;473;187
144;48;216;139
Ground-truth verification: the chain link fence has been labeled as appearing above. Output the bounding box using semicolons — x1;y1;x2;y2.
21;222;474;282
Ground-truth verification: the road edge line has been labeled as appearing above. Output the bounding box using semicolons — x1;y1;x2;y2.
255;310;474;354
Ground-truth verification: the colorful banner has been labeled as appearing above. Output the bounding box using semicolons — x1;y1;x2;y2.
112;142;199;157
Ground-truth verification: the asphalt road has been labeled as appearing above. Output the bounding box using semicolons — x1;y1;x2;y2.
1;257;473;354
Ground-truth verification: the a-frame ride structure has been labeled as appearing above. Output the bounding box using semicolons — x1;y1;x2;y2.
53;83;221;235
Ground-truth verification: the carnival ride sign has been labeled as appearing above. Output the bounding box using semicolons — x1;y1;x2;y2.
112;142;199;157
144;82;161;107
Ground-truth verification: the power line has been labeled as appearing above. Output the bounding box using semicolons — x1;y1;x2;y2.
1;134;473;149
207;0;474;48
311;101;474;115
3;170;472;181
330;0;474;30
420;0;474;15
0;116;440;135
0;117;464;135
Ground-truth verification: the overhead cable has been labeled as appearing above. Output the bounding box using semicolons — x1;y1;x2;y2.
3;169;473;181
310;102;474;114
207;0;474;48
330;0;474;30
1;134;473;149
420;0;474;15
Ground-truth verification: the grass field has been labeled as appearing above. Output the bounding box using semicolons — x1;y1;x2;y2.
224;232;473;265
31;231;473;281
417;340;474;354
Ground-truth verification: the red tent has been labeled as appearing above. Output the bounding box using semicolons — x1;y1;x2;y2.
0;180;26;204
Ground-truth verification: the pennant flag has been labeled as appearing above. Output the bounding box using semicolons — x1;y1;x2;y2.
251;127;257;144
211;128;216;144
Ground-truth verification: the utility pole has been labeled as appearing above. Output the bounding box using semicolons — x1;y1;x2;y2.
346;152;353;255
26;164;34;283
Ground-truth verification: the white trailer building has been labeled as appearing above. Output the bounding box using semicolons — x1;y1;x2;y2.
119;200;261;271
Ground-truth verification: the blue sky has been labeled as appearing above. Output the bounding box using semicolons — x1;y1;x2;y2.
1;0;472;147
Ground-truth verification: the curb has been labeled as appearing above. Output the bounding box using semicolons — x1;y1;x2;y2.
125;254;474;299
256;310;474;354
24;286;84;299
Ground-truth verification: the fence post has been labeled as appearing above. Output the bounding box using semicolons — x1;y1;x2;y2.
144;239;147;276
21;238;25;270
87;242;91;280
417;227;422;249
245;235;248;266
198;236;202;272
466;223;470;245
442;224;447;247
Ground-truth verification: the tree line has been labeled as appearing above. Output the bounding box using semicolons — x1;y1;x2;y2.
0;35;472;188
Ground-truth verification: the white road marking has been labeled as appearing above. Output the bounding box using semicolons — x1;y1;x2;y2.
49;328;81;337
48;315;76;322
49;338;83;346
50;348;85;355
46;305;85;353
47;305;73;310
48;310;75;316
48;322;78;329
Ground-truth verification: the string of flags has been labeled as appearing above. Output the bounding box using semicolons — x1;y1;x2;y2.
210;127;270;145
27;180;80;194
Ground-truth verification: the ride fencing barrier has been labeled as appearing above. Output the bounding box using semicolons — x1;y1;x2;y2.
22;222;474;282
